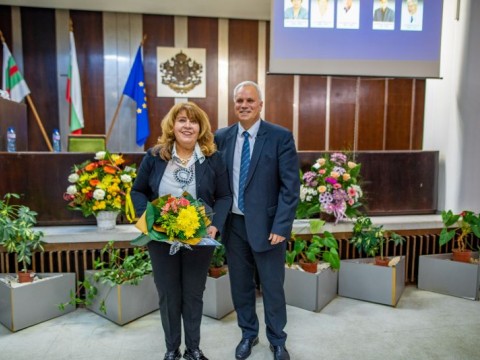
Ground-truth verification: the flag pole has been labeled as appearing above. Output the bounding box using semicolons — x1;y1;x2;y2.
106;35;147;145
105;94;124;144
26;94;54;151
1;30;53;152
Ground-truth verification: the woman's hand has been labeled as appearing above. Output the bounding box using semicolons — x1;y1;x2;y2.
207;225;218;239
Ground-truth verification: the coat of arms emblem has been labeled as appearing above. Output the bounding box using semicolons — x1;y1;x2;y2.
159;51;203;94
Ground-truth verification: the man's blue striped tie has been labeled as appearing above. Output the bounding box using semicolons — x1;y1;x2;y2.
238;131;250;213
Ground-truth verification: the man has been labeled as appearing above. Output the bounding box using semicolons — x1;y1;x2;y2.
215;81;299;360
373;0;395;22
337;0;360;29
401;0;423;31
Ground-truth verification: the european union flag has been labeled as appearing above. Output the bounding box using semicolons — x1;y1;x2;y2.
123;46;150;146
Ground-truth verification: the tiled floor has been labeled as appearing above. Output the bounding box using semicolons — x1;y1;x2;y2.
1;286;479;360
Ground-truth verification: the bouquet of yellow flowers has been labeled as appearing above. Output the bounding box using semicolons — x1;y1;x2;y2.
132;193;219;254
64;151;137;220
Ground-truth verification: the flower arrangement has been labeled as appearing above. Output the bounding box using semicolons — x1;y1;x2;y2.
64;151;137;219
132;192;217;253
296;152;363;223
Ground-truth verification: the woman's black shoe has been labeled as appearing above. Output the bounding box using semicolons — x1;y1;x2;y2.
183;348;208;360
164;349;181;360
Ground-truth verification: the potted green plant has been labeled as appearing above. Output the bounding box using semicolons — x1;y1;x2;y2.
439;210;480;263
338;216;406;306
203;242;234;319
418;210;480;300
0;193;76;332
59;241;157;325
284;219;340;312
208;243;227;278
286;224;340;273
0;193;44;282
349;216;405;266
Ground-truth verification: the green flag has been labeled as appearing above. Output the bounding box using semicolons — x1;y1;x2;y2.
2;42;30;102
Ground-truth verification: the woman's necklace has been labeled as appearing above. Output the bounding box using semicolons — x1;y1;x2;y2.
176;151;194;166
177;155;192;166
174;164;195;190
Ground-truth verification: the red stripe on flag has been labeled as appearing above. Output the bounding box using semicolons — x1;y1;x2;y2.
66;78;71;102
9;64;18;77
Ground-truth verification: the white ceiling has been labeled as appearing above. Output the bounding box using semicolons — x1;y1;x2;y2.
0;0;272;20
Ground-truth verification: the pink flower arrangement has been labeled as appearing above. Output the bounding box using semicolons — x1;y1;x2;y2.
297;152;363;223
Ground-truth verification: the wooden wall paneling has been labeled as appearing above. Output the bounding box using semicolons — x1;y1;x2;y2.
329;77;356;150
356;151;439;215
0;154;28;197
385;78;413;150
143;14;175;149
264;74;294;130
0;6;12;88
21;7;58;151
412;79;426;149
357;78;386;150
297;75;327;151
70;10;104;136
228;19;259;125
187;17;219;131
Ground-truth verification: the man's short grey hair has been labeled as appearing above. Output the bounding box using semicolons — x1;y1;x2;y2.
233;81;263;102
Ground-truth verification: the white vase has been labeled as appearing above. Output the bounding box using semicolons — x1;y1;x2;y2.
95;211;119;231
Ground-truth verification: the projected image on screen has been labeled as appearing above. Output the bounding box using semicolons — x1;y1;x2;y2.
284;0;309;28
337;0;360;29
269;0;443;78
401;0;424;31
372;0;396;30
311;0;334;28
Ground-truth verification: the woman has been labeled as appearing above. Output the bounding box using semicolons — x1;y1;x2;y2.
131;102;232;360
284;0;308;19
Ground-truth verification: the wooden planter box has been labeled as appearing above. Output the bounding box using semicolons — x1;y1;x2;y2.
203;271;234;319
417;253;480;300
338;256;405;306
284;265;338;312
85;270;159;325
0;273;75;332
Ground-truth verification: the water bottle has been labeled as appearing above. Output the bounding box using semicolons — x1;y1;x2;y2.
52;128;61;152
6;127;16;152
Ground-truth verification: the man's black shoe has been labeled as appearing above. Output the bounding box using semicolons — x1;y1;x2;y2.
183;348;208;360
269;344;290;360
164;349;181;360
235;337;259;359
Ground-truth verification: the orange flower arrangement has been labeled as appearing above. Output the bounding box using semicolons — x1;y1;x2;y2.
64;151;137;219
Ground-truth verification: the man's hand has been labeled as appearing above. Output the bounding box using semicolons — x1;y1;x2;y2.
269;233;286;245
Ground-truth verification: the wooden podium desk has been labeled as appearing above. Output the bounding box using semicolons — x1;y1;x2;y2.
0;98;28;151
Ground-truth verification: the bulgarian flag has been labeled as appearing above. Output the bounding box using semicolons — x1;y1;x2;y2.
66;30;84;134
2;42;30;102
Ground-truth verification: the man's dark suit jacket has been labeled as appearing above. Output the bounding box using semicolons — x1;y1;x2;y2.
215;120;300;252
131;149;232;234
